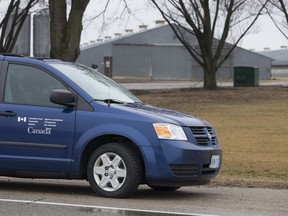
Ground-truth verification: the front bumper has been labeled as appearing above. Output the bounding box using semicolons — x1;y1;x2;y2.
141;140;222;187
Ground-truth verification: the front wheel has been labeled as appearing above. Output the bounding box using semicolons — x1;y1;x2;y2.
87;143;142;198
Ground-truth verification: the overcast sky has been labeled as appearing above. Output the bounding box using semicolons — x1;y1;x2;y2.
81;1;288;52
0;0;287;52
240;16;288;51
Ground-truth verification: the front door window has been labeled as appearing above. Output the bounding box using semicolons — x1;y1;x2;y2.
4;64;66;107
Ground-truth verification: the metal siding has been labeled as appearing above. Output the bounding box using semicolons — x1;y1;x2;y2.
271;67;288;77
216;66;233;80
192;66;204;80
112;45;152;78
77;44;112;73
216;55;233;80
77;25;271;81
10;15;31;56
232;48;271;79
152;46;192;80
33;11;50;58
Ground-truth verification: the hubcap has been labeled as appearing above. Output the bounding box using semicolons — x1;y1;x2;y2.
93;152;127;192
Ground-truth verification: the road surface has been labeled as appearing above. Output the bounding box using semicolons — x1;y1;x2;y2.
120;80;288;90
0;177;287;216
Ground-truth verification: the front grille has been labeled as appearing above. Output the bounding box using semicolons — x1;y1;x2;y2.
170;164;199;176
170;164;217;176
202;164;217;175
190;127;217;146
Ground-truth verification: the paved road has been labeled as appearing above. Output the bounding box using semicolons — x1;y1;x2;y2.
120;80;288;90
0;177;287;216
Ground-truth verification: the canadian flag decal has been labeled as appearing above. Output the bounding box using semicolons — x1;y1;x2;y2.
18;117;27;122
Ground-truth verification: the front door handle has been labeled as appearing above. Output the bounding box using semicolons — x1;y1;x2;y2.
0;111;17;117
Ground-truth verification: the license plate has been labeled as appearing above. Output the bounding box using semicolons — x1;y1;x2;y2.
209;155;220;169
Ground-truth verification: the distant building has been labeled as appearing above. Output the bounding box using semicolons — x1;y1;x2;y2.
8;14;31;56
33;9;50;58
258;49;288;77
5;10;50;57
77;24;271;81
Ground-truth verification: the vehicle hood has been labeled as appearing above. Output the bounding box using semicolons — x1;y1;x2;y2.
118;103;211;127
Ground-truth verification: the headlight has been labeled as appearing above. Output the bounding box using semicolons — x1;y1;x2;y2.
153;123;187;141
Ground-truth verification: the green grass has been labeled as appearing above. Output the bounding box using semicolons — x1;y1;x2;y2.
134;86;288;187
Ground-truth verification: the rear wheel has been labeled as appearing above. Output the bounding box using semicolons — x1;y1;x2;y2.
87;143;142;198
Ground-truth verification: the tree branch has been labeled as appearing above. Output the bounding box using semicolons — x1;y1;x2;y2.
0;0;38;53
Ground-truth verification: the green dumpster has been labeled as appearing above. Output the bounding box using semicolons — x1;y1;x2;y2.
234;67;259;87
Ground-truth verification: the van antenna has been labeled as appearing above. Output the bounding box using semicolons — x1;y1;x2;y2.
108;84;111;107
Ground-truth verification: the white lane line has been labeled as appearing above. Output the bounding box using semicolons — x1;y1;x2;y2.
0;198;219;216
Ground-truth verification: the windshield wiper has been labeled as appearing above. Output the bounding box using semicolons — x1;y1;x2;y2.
103;99;126;104
94;99;126;106
94;99;144;106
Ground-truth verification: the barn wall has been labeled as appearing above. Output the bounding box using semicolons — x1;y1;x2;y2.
77;43;112;73
151;45;192;80
112;45;152;78
77;25;271;81
112;44;192;80
232;48;271;79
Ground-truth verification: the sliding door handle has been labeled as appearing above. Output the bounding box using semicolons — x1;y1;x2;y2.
0;111;17;117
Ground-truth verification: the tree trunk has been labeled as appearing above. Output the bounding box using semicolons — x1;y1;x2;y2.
150;0;268;89
49;0;90;62
49;0;67;59
203;65;217;89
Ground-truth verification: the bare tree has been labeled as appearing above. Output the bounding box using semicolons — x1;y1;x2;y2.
1;0;133;61
49;0;90;61
82;0;134;37
266;0;288;40
0;0;39;53
49;0;133;61
150;0;269;89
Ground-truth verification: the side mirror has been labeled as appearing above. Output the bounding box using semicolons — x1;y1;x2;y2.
50;89;76;108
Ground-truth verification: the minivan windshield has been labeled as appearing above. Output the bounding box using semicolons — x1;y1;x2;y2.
49;62;141;104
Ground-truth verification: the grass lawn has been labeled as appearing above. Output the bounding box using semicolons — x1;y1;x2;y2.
134;86;288;188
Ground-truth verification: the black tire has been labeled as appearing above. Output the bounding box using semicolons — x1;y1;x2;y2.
148;185;181;191
87;143;142;198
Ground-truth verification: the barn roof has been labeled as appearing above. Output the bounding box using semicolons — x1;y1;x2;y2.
81;24;175;50
258;49;288;66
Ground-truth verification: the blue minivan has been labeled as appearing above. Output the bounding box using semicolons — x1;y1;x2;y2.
0;54;221;198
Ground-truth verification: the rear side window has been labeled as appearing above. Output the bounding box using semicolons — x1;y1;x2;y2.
4;64;66;107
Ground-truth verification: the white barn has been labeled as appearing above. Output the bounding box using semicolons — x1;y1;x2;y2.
77;24;271;81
